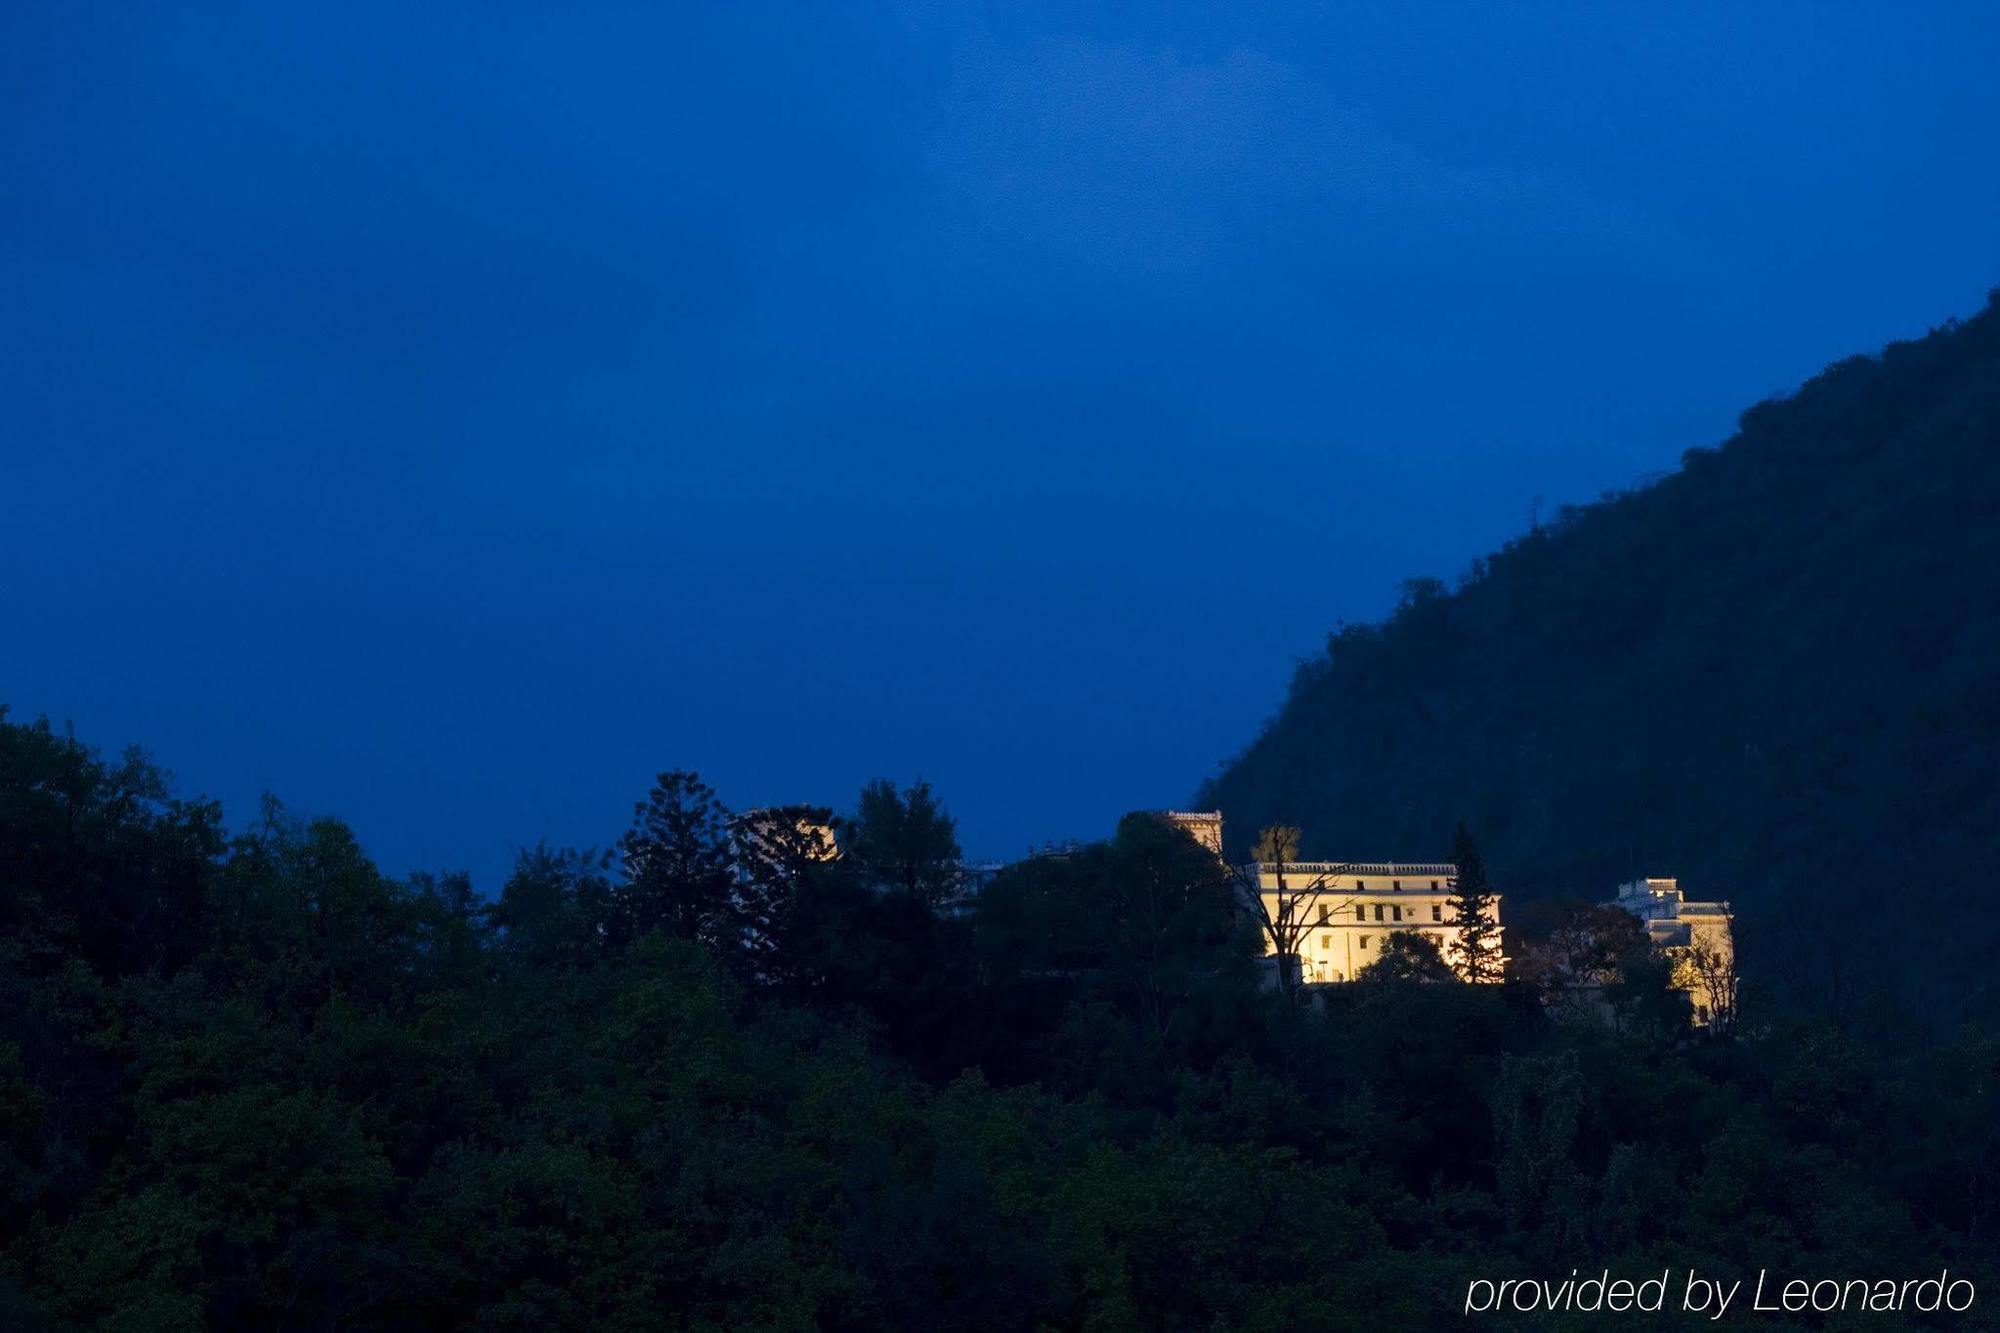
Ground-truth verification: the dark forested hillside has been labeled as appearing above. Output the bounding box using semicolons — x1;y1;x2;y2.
8;686;2000;1322
1201;290;2000;1026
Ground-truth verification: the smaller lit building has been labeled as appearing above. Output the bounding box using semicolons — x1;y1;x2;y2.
1162;810;1225;859
1608;877;1736;1025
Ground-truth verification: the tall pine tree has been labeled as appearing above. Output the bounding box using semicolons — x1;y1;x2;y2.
843;779;962;907
729;803;839;984
1446;821;1502;983
617;770;736;949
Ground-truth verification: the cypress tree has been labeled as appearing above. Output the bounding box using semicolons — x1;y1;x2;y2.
1447;821;1502;983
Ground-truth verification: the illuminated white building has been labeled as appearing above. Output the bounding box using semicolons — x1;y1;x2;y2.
1160;811;1503;983
1250;859;1503;983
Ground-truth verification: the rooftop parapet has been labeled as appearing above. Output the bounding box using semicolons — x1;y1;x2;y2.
1250;861;1457;878
1609;878;1731;922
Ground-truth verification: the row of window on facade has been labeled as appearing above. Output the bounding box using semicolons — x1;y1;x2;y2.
1322;933;1427;951
1280;876;1444;893
1311;903;1445;924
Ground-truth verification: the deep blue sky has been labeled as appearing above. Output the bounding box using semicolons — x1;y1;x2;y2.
5;4;1997;887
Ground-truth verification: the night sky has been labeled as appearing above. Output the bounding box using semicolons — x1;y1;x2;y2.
6;4;1998;888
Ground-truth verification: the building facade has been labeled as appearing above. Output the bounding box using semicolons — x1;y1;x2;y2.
1250;860;1504;983
1157;811;1504;984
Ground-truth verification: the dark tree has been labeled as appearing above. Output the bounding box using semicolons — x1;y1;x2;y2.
1446;822;1502;983
729;804;839;985
408;868;488;988
1097;813;1250;1045
617;770;736;949
0;710;222;982
1510;900;1651;999
843;778;962;907
1365;930;1459;984
490;843;612;969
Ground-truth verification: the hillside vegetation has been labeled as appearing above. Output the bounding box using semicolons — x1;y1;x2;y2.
1201;290;2000;1026
7;714;2000;1326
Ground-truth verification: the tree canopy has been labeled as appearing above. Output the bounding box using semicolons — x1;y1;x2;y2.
3;709;1997;1327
